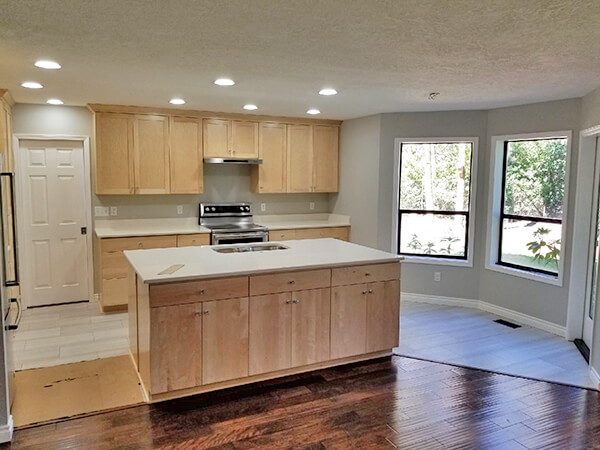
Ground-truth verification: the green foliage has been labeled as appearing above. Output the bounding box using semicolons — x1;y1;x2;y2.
504;139;566;218
526;227;560;270
439;236;460;255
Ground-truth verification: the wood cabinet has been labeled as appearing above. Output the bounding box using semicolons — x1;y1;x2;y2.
133;115;170;194
202;297;249;384
95;113;135;194
287;124;313;192
151;303;203;393
313;125;339;192
203;118;258;159
251;122;287;193
268;226;350;242
170;117;203;194
0;91;14;172
132;250;399;401
176;233;210;247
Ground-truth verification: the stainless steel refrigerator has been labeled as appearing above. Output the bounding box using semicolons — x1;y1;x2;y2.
0;155;20;441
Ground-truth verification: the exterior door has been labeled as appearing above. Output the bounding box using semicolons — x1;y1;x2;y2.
20;140;89;307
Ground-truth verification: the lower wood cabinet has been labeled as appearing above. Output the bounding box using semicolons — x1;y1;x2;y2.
249;288;330;376
202;297;249;385
135;262;400;400
268;226;350;242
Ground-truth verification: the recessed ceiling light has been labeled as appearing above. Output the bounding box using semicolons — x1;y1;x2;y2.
214;78;235;86
34;60;61;70
319;88;337;96
169;98;186;105
21;81;43;89
306;109;321;115
46;99;64;105
243;104;258;111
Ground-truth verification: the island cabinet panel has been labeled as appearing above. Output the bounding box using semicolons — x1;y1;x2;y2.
331;262;401;287
291;288;331;367
169;117;203;194
150;276;248;307
249;293;292;375
176;233;210;247
367;280;400;353
249;269;330;296
95;113;135;194
202;297;249;385
151;303;203;394
133;115;170;194
330;284;368;359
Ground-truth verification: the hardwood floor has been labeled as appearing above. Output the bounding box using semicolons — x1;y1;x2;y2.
6;356;600;449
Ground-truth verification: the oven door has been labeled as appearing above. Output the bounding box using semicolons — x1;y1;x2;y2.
212;231;268;245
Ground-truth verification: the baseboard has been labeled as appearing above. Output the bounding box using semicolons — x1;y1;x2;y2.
0;415;14;443
403;292;567;338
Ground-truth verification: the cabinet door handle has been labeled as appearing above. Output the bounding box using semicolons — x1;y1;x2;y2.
194;311;203;317
203;310;210;315
292;299;299;304
288;280;296;285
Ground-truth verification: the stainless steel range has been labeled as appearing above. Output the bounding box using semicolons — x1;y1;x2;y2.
199;202;268;245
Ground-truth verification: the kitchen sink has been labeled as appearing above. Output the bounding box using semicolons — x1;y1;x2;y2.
212;243;289;254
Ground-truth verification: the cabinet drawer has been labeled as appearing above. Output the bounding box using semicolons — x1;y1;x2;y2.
150;276;249;307
250;269;331;296
177;234;210;247
295;227;349;241
101;235;177;253
332;263;400;286
269;229;297;241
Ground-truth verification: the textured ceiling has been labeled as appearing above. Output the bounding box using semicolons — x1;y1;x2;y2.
1;0;600;119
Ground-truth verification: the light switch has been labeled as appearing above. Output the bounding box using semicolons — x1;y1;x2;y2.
94;206;109;217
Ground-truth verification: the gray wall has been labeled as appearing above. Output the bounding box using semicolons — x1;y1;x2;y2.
582;86;600;130
329;115;381;248
336;99;582;326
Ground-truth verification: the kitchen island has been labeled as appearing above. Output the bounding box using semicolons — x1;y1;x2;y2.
125;238;401;402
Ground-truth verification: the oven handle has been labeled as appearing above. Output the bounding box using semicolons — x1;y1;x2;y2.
213;231;268;240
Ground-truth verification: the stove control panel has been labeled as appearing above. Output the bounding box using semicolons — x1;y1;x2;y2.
199;203;252;218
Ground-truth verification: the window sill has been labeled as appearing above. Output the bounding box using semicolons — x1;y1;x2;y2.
484;262;563;287
400;255;473;268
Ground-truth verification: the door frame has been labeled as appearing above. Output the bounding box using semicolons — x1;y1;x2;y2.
12;134;94;308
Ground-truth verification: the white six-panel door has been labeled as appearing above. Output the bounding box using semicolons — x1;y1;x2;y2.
20;140;89;307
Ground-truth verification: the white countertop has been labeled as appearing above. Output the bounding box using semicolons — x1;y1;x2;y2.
94;218;210;238
124;238;401;284
95;214;350;238
255;213;350;230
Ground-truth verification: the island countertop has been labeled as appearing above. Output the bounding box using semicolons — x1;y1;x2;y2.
124;238;401;284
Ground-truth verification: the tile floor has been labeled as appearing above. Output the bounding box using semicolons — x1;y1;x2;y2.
12;299;128;370
397;301;597;389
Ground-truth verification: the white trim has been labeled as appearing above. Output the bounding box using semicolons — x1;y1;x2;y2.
12;134;94;308
485;130;573;287
590;367;600;390
391;137;479;267
403;292;567;337
0;415;13;443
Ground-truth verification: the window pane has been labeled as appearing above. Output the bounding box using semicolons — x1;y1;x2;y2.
400;142;472;212
500;219;561;274
504;138;567;219
399;213;466;257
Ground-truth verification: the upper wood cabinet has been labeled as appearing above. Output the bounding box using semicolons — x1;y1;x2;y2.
0;92;14;172
203;118;258;159
313;125;339;192
95;113;135;194
251;122;287;193
133;115;170;194
287;124;313;193
170;117;203;194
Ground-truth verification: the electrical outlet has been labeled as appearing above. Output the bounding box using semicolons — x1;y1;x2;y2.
434;272;441;282
110;206;118;217
309;202;315;210
177;205;184;215
94;206;109;217
260;203;266;212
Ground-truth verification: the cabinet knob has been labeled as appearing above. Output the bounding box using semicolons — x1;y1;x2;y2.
198;289;205;295
288;280;296;285
365;272;371;277
368;289;373;294
292;299;299;304
194;311;203;317
362;290;367;295
203;310;209;315
285;299;292;304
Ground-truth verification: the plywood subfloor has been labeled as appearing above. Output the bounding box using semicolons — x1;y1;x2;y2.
12;355;143;427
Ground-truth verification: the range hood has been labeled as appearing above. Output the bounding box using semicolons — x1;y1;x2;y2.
204;158;263;165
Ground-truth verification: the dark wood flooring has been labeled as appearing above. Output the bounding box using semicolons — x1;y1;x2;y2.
4;356;600;449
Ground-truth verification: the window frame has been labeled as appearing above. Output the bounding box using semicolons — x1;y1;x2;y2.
485;131;572;286
392;137;479;267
